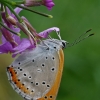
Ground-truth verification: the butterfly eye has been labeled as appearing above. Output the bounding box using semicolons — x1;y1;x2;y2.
62;41;66;48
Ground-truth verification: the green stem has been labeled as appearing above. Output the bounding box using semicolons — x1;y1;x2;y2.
0;0;24;4
3;2;23;22
0;0;16;5
0;0;53;18
1;4;4;11
14;0;24;4
4;5;9;17
15;4;53;18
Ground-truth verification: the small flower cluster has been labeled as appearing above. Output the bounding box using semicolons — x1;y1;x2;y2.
24;0;55;10
0;0;59;57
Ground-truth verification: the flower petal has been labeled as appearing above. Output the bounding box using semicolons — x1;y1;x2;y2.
1;35;7;44
14;7;22;15
1;12;11;27
13;38;35;54
38;27;60;38
10;26;20;33
0;42;13;54
6;7;12;16
44;0;55;10
12;34;21;44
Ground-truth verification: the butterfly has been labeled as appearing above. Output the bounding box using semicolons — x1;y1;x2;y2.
7;38;66;100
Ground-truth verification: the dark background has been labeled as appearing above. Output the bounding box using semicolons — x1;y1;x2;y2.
0;0;100;100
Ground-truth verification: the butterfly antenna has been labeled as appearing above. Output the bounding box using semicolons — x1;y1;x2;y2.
68;29;94;47
71;29;92;45
73;33;94;45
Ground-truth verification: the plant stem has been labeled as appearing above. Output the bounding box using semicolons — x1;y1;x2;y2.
0;0;53;18
14;0;24;4
0;22;20;35
3;2;23;22
15;4;53;18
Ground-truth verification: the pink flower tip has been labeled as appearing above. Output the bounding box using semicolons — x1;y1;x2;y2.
44;0;55;10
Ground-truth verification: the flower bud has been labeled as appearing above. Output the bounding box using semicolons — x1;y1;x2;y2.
24;0;42;7
21;17;41;39
6;15;17;25
42;0;55;10
1;28;18;47
16;21;36;45
24;0;55;10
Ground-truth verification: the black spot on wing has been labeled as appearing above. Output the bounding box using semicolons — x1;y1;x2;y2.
35;82;39;86
42;81;46;85
18;62;20;65
50;95;53;98
23;73;27;76
41;63;45;67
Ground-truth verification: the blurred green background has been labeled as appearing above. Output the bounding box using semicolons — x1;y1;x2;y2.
0;0;100;100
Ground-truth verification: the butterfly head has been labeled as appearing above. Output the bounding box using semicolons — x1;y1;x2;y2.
41;39;67;50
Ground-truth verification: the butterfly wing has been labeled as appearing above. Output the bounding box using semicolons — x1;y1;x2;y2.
38;49;64;100
7;44;64;100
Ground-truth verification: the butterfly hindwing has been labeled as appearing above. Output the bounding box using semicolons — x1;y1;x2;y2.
7;40;62;100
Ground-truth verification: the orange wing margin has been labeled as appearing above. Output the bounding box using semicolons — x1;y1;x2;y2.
7;67;30;94
38;49;64;100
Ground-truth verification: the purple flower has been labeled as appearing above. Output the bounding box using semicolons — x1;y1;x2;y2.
0;7;22;53
0;27;60;57
42;0;55;10
0;28;34;57
24;0;55;10
38;27;59;38
21;16;59;39
2;7;22;29
0;5;58;57
0;33;19;54
0;7;34;57
24;0;42;7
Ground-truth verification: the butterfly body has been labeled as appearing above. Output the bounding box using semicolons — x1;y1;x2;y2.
7;39;66;100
